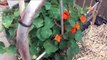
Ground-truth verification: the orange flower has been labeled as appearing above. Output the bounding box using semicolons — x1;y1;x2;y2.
75;22;80;30
80;15;86;24
88;6;93;12
70;27;76;34
54;34;61;42
63;10;70;20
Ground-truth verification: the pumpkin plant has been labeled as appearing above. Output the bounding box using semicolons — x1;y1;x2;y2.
2;0;87;60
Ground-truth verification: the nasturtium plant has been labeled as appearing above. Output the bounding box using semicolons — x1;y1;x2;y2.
2;0;88;59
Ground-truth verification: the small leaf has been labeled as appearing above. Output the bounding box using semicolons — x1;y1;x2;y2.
0;42;5;54
33;18;43;28
36;29;44;41
8;28;16;37
67;47;73;57
70;10;79;21
40;27;52;41
44;17;54;28
67;40;80;56
0;46;5;54
14;9;19;17
45;2;51;10
59;40;67;49
52;26;60;36
64;56;72;60
49;7;60;19
55;54;63;60
30;46;39;55
3;16;13;28
75;30;82;41
68;19;75;27
71;40;80;54
6;45;16;54
43;41;58;54
76;5;83;16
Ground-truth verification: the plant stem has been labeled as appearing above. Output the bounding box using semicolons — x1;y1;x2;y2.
60;0;64;35
82;0;86;10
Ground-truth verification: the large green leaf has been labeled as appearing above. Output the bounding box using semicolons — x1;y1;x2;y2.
75;30;82;42
44;17;54;28
33;18;43;28
43;41;58;54
3;15;13;28
40;27;52;41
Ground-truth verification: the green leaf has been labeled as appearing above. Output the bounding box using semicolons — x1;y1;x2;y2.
70;10;79;21
36;29;44;41
55;54;63;60
67;26;71;32
0;42;5;54
75;30;82;42
0;47;5;54
34;11;40;18
68;19;75;27
44;17;54;28
49;7;60;19
59;40;67;49
3;15;13;28
71;40;80;54
67;47;73;57
52;26;60;36
76;5;83;16
33;18;43;28
6;45;16;54
64;56;72;60
67;40;80;56
30;46;39;55
43;41;58;54
14;9;19;17
29;25;34;32
45;2;51;10
8;28;16;37
40;27;52;41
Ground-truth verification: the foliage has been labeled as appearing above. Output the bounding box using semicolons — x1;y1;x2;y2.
2;0;87;59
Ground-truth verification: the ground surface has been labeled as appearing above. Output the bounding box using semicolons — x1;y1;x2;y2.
74;24;107;60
